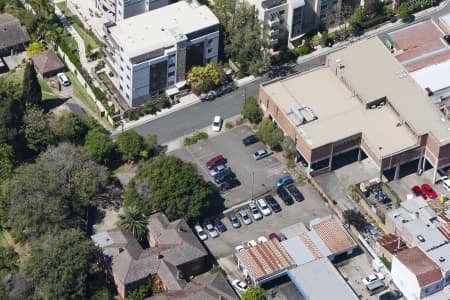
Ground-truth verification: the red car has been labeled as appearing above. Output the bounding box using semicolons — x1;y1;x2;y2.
421;184;437;199
411;185;426;199
206;155;226;169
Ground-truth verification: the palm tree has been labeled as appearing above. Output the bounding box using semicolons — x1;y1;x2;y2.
117;206;148;241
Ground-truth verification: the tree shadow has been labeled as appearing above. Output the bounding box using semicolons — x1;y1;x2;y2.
42;97;71;112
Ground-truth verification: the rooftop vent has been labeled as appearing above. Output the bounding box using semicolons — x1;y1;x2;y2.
439;256;446;262
417;235;425;242
291;107;304;125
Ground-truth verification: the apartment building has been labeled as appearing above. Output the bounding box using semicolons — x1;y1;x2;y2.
97;0;171;22
103;1;219;107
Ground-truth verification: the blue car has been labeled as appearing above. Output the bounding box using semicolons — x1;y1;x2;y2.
276;175;293;187
214;218;227;233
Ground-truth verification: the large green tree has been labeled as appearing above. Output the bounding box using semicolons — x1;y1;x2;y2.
24;229;97;299
0;144;14;184
84;128;115;166
117;206;148;241
241;96;262;124
50;112;88;144
22;62;42;106
256;118;284;148
187;64;225;95
22;105;54;153
116;130;146;162
242;287;266;300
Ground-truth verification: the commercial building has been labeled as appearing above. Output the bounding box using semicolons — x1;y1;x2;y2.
258;37;450;182
103;1;219;107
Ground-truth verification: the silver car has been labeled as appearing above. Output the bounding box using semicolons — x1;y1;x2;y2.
209;164;229;177
248;202;263;220
253;148;273;160
238;210;252;225
205;223;219;238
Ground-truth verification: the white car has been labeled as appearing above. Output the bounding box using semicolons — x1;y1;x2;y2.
205;223;219;238
362;273;385;285
257;236;268;244
194;225;207;241
232;279;248;292
247;240;257;247
211;115;223;132
248;202;263;221
238;210;252;225
253;148;273;160
235;245;245;252
209;164;229;177
256;198;271;216
57;72;71;86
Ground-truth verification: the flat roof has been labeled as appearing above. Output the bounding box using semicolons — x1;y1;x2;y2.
327;38;450;145
439;13;450;31
411;59;450;92
109;2;218;58
427;243;450;272
289;258;359;300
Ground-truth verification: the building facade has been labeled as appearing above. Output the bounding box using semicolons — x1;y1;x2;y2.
97;0;171;22
104;2;219;107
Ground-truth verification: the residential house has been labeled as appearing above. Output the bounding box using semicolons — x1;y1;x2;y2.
0;14;30;57
31;49;66;78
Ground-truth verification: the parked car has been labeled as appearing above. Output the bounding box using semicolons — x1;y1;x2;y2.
253;149;273;160
287;185;304;202
213;218;227;233
228;213;241;228
257;236;268;243
362;273;385;285
205;223;219;238
238;210;252;225
411;185;426;199
242;134;259;146
209;164;229;177
57;72;71;86
276;175;293;187
211;115;223;132
421;184;437;199
206;154;226;169
365;224;381;239
200;93;208;101
207;90;217;100
194;225;207;241
214;169;234;184
256;198;271;216
402;14;415;23
248;202;263;220
247;240;257;247
220;178;240;191
265;195;282;213
277;186;294;205
232;279;248;292
269;232;281;241
379;290;402;300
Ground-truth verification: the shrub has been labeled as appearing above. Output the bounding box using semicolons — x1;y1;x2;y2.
235;116;246;126
225;121;234;129
241;96;262;124
183;136;195;146
196;131;208;140
236;70;247;79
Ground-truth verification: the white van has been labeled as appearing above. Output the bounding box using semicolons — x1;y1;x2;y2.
57;72;71;86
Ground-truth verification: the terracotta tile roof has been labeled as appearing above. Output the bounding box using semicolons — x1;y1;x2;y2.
376;234;408;255
395;247;443;287
404;50;450;72
311;217;357;254
298;232;323;259
438;212;450;223
236;239;296;281
438;223;450;241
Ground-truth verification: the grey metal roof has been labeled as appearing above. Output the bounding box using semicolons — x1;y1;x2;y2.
281;236;316;266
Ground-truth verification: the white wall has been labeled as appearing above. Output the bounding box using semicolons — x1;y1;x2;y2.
392;256;421;300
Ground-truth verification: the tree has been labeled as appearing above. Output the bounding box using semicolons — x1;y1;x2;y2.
256;118;284;148
117;206;148;241
125;155;214;223
0;144;14;183
241;96;262;124
22;62;42;105
145;133;159;157
84;128;115;166
22;105;54;153
116;130;146;162
364;0;384;18
242;287;266;300
187;64;222;95
343;209;368;231
282;136;296;159
25;41;45;57
24;229;97;299
50;112;88;144
350;6;364;35
398;3;409;19
0;89;25;151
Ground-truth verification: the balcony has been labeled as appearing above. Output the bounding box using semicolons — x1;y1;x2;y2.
269;29;279;37
268;17;280;27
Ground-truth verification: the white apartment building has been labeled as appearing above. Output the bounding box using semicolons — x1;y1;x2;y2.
97;0;171;22
104;1;219;107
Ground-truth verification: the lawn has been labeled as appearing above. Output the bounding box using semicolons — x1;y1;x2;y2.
38;77;58;100
56;1;67;12
72;22;102;51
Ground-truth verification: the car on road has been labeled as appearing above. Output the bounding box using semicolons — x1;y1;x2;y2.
238;210;253;225
256;198;271;216
421;184;437;199
248;202;263;220
213;218;227;233
379;290;402;300
209;164;229;177
205;223;219;238
57;72;71;86
287;185;304;202
214;170;234;184
242;134;259;146
402;14;415;23
194;225;207;241
277;186;294;205
253;149;273;160
276;175;293;187
206;154;226;169
228;213;241;228
211;115;223;132
411;185;426;199
265;195;282;213
232;279;248;292
362;273;385;285
257;236;268;243
220;178;240;191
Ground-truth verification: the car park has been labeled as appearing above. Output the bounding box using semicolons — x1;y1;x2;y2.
220;178;240;191
247;240;257;247
205;223;219;238
206;154;226;169
276;175;293;187
248;202;263;220
287;185;304;202
214;218;227;233
211;115;223;132
232;279;248;292
257;236;268;243
242;134;259;146
209;164;229;177
238;210;252;225
277;186;294;205
421;184;437;198
379;290;402;300
228;213;242;228
265;195;282;213
362;273;385;285
194;225;208;241
253;149;273;160
256;198;271;216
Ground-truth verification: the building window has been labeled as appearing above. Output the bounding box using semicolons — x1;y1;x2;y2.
279;10;285;15
208;39;214;45
120;56;124;62
168;71;175;77
206;58;212;63
120;76;123;81
127;65;131;70
119;85;123;91
168;63;175;68
126;75;130;80
120;66;124;71
126;93;129;99
168;81;174;86
126;84;130;90
207;48;213;53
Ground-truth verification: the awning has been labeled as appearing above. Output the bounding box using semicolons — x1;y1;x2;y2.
166;87;179;96
175;81;186;89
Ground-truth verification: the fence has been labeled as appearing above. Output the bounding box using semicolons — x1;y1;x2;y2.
57;46;114;125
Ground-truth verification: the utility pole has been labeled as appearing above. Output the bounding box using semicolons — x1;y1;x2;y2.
250;171;254;200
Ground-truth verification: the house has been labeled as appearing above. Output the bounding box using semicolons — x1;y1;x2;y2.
0;14;30;57
391;247;444;299
103;1;219;107
376;233;408;261
31;50;66;78
91;213;218;299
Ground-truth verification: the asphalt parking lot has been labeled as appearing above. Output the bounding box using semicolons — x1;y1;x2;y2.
171;125;288;208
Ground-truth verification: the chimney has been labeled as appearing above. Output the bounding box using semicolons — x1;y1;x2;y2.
397;237;401;250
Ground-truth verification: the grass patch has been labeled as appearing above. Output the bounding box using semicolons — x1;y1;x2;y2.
56;1;67;12
72;23;101;51
184;131;208;146
60;32;80;59
98;71;112;84
38;77;59;100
